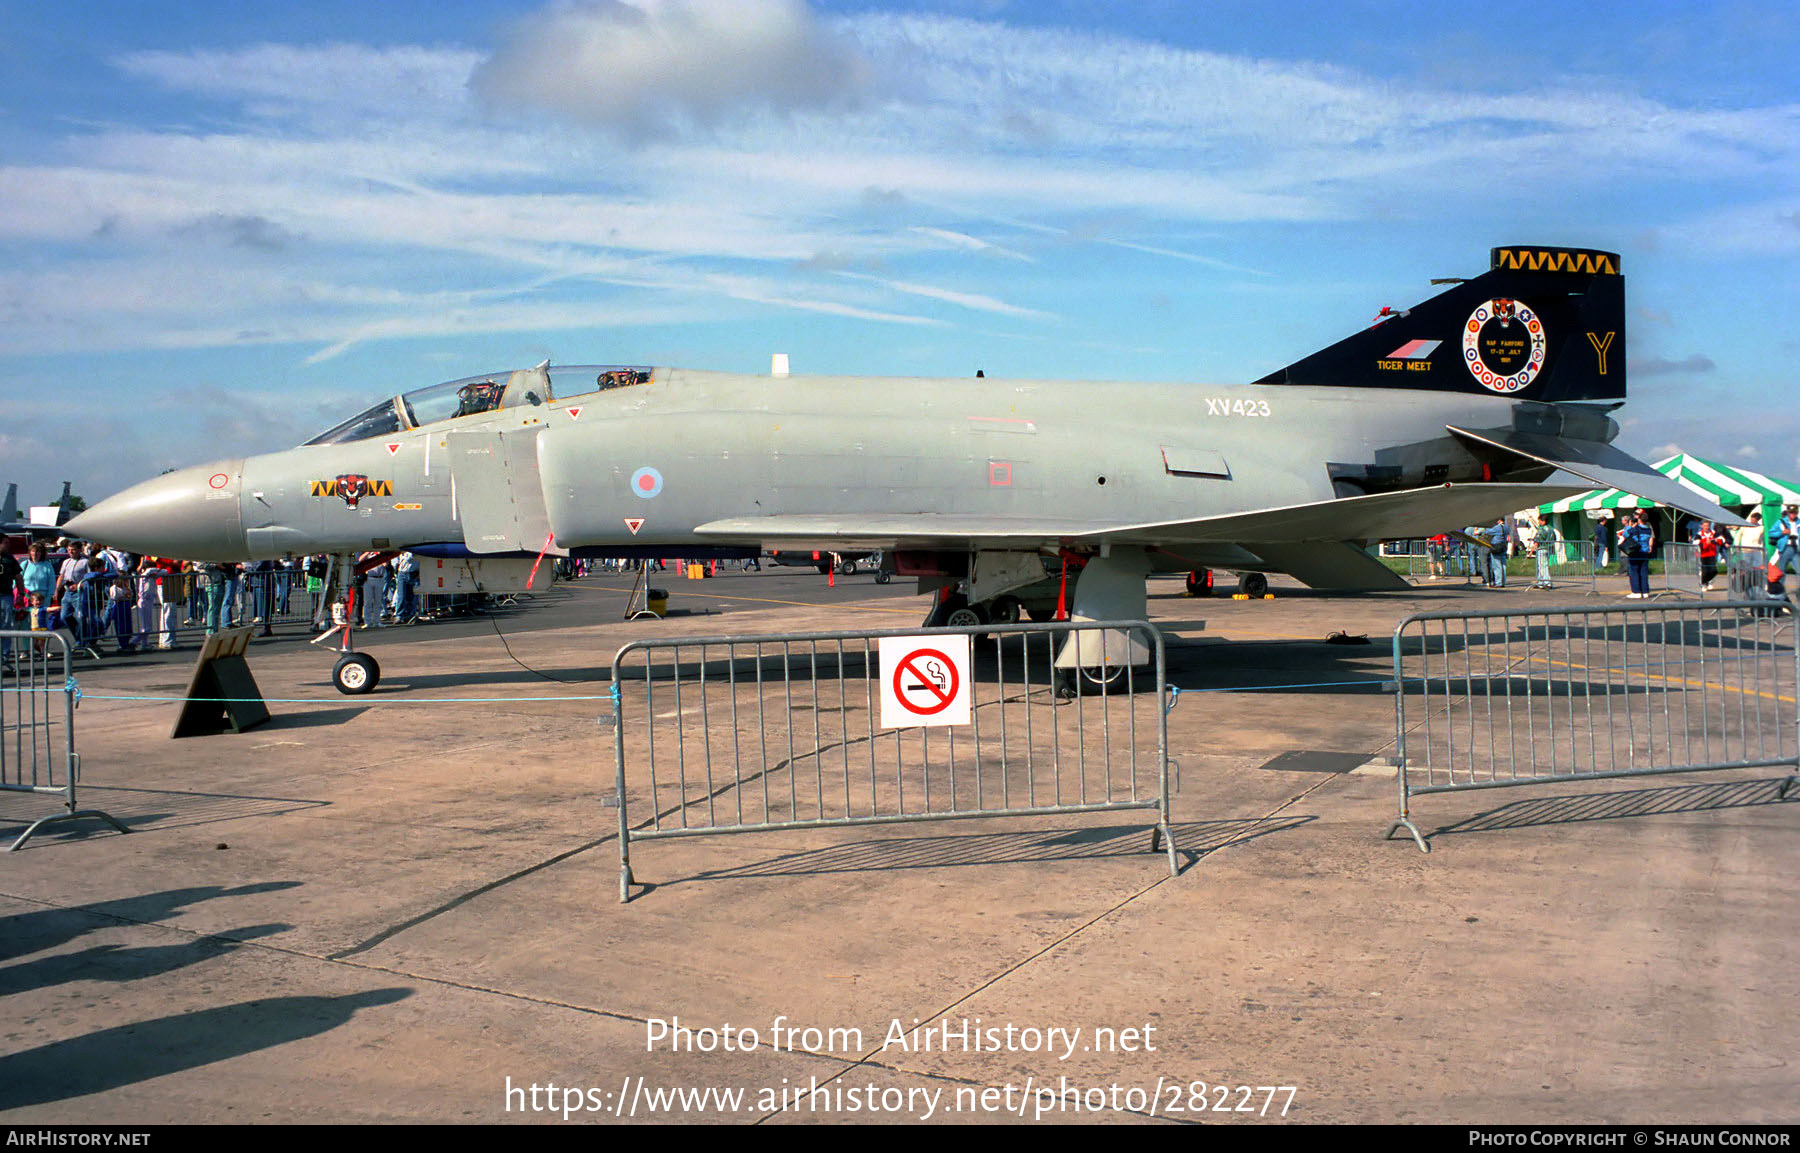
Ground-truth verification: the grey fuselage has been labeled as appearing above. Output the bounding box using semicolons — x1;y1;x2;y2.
71;367;1536;564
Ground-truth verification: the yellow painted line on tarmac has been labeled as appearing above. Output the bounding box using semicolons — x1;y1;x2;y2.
703;592;924;616
583;583;923;616
1524;653;1795;705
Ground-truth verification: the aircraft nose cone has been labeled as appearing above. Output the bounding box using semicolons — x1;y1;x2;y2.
64;461;248;561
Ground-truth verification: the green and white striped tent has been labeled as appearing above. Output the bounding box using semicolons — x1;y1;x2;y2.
1539;454;1800;517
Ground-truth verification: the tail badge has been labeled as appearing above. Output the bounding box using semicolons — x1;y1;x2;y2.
1463;298;1546;393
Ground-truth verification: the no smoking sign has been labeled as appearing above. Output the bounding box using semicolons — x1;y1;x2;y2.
878;635;973;729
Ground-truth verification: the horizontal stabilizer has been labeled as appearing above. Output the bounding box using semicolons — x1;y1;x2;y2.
1447;426;1745;526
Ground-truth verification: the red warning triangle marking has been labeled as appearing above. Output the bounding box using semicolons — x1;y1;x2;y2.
567;407;582;420
384;442;401;455
624;518;645;535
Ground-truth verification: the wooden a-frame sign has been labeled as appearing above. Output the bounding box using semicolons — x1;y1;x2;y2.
171;626;271;738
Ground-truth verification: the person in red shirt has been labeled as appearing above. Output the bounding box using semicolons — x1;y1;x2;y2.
1695;522;1723;592
1425;533;1449;580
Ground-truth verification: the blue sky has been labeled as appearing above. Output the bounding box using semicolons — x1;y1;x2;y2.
2;0;1796;506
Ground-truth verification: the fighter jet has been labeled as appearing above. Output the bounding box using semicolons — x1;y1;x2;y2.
69;245;1736;693
1;481;77;542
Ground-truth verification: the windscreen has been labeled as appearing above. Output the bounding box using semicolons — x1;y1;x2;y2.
302;365;656;445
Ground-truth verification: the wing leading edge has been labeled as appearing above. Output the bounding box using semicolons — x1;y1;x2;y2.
695;481;1589;556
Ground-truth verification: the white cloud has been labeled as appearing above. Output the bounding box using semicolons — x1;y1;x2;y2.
910;227;1031;262
471;0;868;141
116;43;480;123
1;8;1795;368
834;271;1047;319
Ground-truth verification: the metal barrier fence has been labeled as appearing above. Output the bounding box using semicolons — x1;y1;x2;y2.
1;631;127;850
1387;602;1800;851
610;620;1177;900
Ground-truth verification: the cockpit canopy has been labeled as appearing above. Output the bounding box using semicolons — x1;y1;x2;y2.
303;363;654;446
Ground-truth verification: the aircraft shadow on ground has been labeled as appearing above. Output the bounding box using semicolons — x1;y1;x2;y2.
343;619;1786;700
1162;639;1390;697
1427;776;1797;839
0;788;330;840
602;641;1393;698
377;666;614;692
0;988;411;1111
669;814;1312;887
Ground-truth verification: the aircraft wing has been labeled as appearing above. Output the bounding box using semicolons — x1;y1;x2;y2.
1447;426;1747;526
695;481;1589;554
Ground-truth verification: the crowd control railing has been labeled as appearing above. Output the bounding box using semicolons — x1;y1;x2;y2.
1387;601;1799;851
609;620;1178;900
1;630;128;850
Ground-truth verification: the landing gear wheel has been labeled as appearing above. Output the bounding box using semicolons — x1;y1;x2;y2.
1185;569;1214;597
836;558;858;575
332;652;380;695
874;571;892;585
1079;662;1126;688
1026;605;1057;622
943;602;988;629
1238;571;1269;597
987;595;1022;625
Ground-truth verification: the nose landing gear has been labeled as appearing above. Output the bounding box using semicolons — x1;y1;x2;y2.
312;551;391;695
332;651;381;694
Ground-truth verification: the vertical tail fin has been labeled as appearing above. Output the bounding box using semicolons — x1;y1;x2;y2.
1257;245;1624;402
0;483;16;525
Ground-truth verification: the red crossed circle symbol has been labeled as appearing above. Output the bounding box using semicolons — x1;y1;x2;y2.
893;648;958;715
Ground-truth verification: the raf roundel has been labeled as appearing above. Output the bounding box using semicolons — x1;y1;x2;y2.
629;466;664;499
1462;298;1547;394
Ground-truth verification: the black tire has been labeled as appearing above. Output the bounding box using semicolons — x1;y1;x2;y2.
815;561;832;575
987;595;1022;625
943;602;988;629
332;652;380;695
874;571;892;585
1238;571;1269;598
1026;605;1057;622
1079;662;1126;688
836;558;857;575
1185;569;1213;597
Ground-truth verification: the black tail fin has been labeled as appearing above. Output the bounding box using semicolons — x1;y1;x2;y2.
1257;245;1624;402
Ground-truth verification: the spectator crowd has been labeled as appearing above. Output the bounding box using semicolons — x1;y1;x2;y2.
0;543;442;662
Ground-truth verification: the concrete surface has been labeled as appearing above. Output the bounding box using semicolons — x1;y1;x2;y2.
1;568;1795;1124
